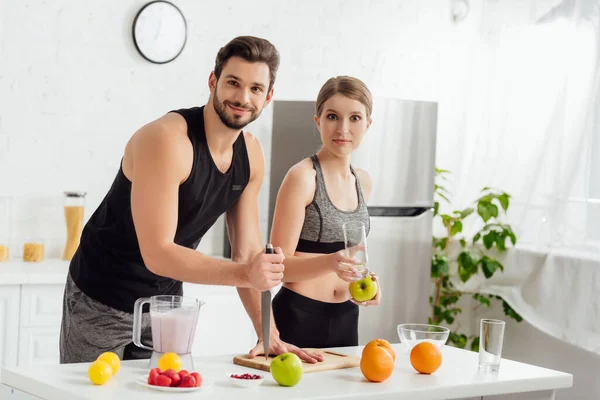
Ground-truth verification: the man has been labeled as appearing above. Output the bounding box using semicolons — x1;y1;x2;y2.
59;36;322;364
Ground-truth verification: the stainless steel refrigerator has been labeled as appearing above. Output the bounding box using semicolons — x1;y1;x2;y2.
267;98;438;344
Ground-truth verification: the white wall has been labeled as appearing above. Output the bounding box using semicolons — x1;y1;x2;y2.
0;0;596;398
0;0;452;258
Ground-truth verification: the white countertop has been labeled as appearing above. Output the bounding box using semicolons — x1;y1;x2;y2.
0;258;69;285
0;344;572;400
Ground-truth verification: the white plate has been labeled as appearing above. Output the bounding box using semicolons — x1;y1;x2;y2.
135;376;212;393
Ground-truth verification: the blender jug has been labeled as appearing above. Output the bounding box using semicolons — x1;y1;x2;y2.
132;295;204;370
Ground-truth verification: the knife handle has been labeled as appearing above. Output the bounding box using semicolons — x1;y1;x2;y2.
265;243;274;254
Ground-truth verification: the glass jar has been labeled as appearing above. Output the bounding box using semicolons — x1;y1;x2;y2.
0;197;10;262
23;237;44;262
62;191;86;261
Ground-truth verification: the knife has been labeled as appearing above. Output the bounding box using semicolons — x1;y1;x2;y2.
261;244;274;361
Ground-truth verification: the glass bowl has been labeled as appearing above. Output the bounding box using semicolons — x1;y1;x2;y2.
397;323;450;351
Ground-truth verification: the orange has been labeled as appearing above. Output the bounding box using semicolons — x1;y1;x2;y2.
360;339;396;382
410;342;442;374
363;339;396;362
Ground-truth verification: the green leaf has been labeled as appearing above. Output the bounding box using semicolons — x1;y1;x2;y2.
431;255;449;278
495;233;507;251
441;294;460;307
433;237;448;250
433;201;439;216
460;238;466;247
478;201;492;222
481;258;502;278
441;215;452;227
473;232;481;243
473;293;491;307
478;201;499;222
482;231;497;249
508;230;517;245
450;220;463;236
457;251;479;282
498;193;510;211
434;184;450;194
470;336;480;352
460;207;475;219
438;192;451;203
449;332;468;349
502;300;523;322
481;187;490;192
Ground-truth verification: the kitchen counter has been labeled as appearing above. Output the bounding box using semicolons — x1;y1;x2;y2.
0;259;69;285
0;343;572;400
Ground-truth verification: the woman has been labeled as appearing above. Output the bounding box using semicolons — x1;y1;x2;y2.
269;76;381;349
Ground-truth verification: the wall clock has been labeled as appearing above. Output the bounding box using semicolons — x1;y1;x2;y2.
132;1;187;64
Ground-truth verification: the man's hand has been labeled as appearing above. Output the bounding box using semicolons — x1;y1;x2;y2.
350;273;381;307
246;247;285;291
248;334;324;364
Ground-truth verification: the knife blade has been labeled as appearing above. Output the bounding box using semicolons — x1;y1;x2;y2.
261;244;274;361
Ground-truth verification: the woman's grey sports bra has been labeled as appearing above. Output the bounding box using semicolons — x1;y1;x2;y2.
296;155;370;254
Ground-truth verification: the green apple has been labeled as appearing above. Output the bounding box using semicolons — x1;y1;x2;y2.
349;275;378;302
270;352;303;387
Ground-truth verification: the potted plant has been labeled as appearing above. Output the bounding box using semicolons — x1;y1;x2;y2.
430;168;523;350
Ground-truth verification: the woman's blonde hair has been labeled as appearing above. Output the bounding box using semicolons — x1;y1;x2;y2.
315;76;373;118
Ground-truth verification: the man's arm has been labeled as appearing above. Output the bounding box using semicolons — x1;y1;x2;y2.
127;114;280;290
225;133;269;338
227;134;322;363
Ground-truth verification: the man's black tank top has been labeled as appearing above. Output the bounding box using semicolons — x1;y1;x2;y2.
69;106;250;313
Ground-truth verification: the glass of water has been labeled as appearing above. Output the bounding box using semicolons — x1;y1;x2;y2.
342;221;369;277
479;319;505;372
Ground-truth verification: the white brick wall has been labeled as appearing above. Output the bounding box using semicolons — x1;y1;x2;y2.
0;0;466;259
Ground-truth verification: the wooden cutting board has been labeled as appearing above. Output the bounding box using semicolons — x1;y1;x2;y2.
233;349;360;373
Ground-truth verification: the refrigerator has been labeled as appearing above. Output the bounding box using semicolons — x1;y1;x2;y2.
267;98;438;344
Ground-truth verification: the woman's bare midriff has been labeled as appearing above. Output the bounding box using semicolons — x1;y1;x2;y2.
283;251;352;303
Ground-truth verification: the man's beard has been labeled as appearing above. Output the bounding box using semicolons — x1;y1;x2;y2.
213;91;262;130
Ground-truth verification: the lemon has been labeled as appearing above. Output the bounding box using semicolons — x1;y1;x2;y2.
88;360;113;385
158;352;182;372
97;352;120;375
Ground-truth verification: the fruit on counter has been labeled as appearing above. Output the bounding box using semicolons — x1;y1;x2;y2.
178;369;189;378
349;275;378;302
363;339;396;362
190;372;202;386
147;368;160;385
231;373;262;380
270;352;303;387
163;369;181;386
360;338;395;382
158;352;182;372
147;367;202;388
96;352;121;375
410;342;442;374
88;360;113;385
179;375;197;388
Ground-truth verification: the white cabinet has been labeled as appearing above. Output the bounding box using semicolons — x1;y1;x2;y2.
17;285;64;366
0;280;257;370
0;286;20;369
